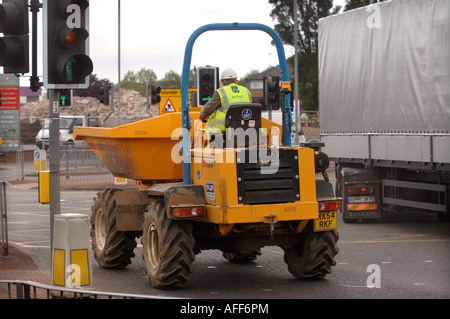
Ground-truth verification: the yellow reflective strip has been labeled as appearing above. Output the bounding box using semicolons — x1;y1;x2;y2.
53;249;65;286
347;203;378;211
70;249;90;286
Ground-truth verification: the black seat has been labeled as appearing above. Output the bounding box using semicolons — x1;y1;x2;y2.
224;103;262;148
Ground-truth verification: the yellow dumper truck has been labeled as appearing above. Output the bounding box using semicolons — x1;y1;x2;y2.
74;23;340;289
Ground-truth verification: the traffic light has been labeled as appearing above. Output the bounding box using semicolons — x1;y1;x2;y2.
58;89;72;107
0;0;29;74
43;0;93;89
99;86;109;105
150;85;161;104
197;66;218;106
267;76;280;110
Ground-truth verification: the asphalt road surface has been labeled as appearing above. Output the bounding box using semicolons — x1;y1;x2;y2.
3;185;450;299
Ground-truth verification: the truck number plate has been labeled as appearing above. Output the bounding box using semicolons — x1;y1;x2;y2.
314;211;337;232
348;195;376;203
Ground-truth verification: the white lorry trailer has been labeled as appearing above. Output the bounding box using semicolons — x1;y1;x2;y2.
318;0;450;222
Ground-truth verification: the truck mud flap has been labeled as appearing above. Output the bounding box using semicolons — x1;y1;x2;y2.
114;190;149;231
339;167;382;221
148;183;206;220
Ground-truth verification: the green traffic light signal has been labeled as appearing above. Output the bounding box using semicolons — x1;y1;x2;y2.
58;89;72;107
197;67;218;106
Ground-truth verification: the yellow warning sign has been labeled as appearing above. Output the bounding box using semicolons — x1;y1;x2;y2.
158;88;200;114
162;98;176;113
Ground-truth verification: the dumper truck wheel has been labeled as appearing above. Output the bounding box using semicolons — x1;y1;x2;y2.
90;189;137;268
283;222;339;280
142;200;195;289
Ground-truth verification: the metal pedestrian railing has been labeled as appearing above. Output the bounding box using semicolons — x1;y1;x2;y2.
0;181;8;256
15;146;114;182
0;280;177;299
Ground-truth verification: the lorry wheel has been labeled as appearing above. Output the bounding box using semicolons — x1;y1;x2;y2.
283;222;339;280
142;200;195;289
222;250;261;263
90;189;137;268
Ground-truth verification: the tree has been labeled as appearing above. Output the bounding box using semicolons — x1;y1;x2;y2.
268;0;340;111
239;69;260;87
159;70;181;88
73;74;112;97
344;0;385;11
121;67;158;96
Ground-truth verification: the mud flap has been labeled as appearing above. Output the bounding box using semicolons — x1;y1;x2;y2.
148;183;206;220
114;190;149;231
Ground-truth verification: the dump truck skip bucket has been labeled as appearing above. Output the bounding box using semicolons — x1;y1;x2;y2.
73;113;199;183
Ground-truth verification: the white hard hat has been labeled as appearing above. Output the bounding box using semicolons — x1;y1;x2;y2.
220;68;238;81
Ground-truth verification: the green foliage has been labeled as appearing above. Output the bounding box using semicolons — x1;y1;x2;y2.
268;0;339;111
73;74;112;97
239;69;260;87
121;68;158;96
119;68;196;95
344;0;385;11
159;70;181;88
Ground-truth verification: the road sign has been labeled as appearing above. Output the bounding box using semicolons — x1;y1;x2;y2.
0;74;20;151
162;98;175;113
158;88;199;114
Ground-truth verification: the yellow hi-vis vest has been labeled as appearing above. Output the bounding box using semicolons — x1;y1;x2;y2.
205;84;252;133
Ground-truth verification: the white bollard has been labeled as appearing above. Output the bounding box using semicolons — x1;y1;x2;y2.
52;213;94;290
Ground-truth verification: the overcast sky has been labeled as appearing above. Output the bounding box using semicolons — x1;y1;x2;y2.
89;0;346;83
89;0;292;83
14;0;346;87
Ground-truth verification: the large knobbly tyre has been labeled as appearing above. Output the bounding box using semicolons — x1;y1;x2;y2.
90;189;137;268
283;222;339;280
142;200;195;289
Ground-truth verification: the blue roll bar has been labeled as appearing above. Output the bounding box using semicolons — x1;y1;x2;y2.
180;23;292;184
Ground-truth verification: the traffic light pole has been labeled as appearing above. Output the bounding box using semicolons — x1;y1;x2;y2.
29;0;42;92
48;89;60;251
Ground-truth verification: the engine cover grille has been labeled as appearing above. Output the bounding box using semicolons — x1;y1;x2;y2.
236;148;300;204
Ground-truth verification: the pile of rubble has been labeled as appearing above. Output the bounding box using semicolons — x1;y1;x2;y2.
20;89;158;125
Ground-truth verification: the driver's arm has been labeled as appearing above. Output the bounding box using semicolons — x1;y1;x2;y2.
199;91;221;120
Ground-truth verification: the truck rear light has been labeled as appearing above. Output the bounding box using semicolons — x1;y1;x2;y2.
319;200;341;212
347;185;373;195
173;206;204;218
